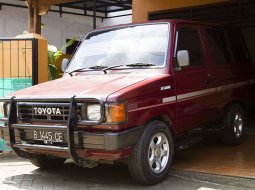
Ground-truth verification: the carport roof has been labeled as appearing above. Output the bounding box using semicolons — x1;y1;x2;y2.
59;0;132;15
0;0;132;33
1;1;132;19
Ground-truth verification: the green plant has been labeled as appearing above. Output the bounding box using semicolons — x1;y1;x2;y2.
48;37;78;80
22;25;78;80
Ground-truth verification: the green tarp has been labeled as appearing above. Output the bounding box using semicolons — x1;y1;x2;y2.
0;78;32;151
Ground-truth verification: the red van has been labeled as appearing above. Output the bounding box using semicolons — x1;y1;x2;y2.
0;20;254;184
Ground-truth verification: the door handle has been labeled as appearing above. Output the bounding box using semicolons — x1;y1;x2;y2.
203;74;211;85
204;79;210;85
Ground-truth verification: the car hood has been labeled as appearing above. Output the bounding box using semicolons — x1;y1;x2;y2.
9;72;162;101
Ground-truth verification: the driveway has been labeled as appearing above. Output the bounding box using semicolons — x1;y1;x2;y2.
0;157;254;190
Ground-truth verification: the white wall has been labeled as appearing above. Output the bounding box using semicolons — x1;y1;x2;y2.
0;2;132;50
100;10;132;27
0;6;28;38
41;11;101;49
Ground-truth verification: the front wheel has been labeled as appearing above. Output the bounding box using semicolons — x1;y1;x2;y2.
30;155;66;169
128;120;174;185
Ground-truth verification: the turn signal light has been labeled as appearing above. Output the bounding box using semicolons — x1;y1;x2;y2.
106;103;126;123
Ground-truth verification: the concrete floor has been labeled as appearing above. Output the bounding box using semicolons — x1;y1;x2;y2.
0;158;255;190
172;109;255;179
1;110;255;189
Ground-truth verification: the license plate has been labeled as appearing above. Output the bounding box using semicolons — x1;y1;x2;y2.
33;130;63;144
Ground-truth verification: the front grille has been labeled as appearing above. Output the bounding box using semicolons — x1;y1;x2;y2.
17;102;82;122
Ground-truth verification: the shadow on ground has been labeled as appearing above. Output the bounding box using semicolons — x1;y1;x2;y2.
3;161;255;190
3;163;157;190
172;108;255;178
2;109;255;190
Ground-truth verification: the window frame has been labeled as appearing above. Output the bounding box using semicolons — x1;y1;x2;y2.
226;29;251;64
65;22;171;73
203;27;232;65
174;24;206;69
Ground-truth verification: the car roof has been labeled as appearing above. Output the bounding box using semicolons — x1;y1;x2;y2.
94;19;225;33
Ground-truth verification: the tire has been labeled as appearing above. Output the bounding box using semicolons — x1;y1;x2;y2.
128;120;174;185
30;155;66;169
221;104;246;146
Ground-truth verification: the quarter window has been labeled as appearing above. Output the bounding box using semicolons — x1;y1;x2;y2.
227;30;250;63
175;26;205;67
205;29;231;64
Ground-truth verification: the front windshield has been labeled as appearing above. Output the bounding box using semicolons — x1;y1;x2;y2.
66;23;170;72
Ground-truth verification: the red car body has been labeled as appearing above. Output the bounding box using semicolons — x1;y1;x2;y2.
0;19;254;184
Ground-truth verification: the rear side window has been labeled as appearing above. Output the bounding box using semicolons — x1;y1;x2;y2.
205;29;231;64
175;26;205;67
227;30;250;63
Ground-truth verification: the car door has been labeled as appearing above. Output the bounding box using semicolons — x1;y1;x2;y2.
202;27;239;111
173;24;216;133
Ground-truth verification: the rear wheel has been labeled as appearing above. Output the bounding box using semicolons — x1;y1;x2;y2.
30;155;66;169
221;104;245;146
128;120;174;185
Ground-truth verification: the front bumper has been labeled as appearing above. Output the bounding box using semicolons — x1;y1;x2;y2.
0;124;143;151
0;97;143;165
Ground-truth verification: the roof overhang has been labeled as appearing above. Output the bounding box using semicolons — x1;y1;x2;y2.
21;0;132;18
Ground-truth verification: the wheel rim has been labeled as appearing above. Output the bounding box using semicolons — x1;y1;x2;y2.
148;132;170;173
233;112;243;138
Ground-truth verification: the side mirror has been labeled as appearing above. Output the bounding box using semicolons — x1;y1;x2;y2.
61;58;69;72
177;50;190;67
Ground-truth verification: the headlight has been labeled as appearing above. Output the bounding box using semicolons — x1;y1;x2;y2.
106;103;126;123
0;103;4;118
0;102;10;118
87;104;101;121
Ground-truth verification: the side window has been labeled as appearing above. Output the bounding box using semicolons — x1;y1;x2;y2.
175;26;205;67
205;29;231;64
227;30;250;63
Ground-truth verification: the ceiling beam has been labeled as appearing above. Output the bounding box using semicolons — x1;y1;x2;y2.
37;0;80;6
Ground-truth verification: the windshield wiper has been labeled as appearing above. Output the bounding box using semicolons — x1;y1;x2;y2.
102;63;157;74
102;65;124;74
68;68;87;76
126;63;157;67
68;66;106;77
68;63;157;76
68;65;120;76
89;65;107;70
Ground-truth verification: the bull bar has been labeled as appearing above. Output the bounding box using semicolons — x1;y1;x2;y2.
0;96;142;166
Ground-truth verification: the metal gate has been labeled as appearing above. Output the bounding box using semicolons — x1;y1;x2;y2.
0;38;38;151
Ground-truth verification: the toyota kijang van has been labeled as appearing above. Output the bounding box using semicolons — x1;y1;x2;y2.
1;20;255;184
